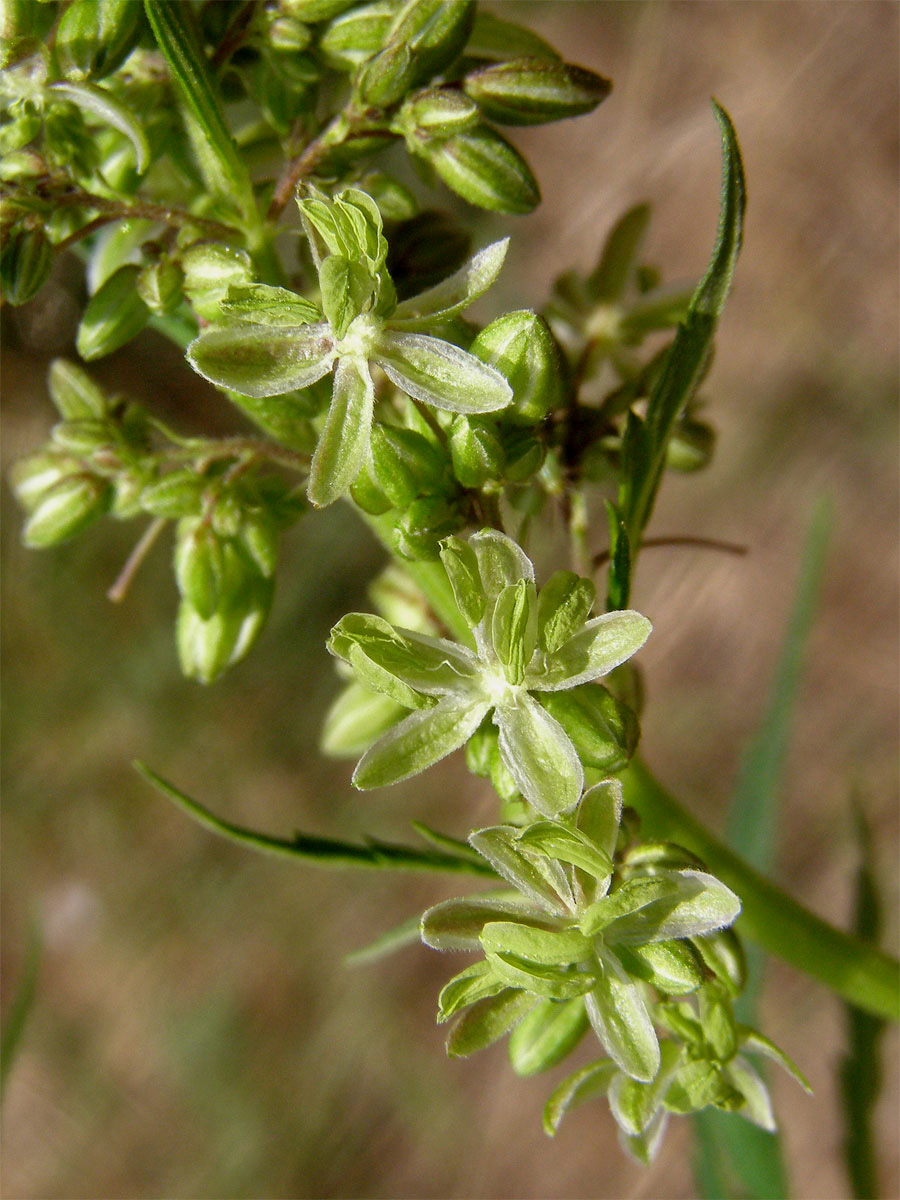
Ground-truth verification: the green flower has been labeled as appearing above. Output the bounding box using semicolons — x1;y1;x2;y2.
186;187;513;507
422;782;743;1085
328;530;651;815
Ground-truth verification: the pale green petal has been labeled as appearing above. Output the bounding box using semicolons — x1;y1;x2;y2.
725;1054;777;1131
421;895;554;951
529;610;652;691
585;948;660;1082
308;356;374;507
599;869;741;945
187;323;335;398
495;694;584;816
329;613;479;698
390;238;510;329
353;698;490;789
373;330;512;413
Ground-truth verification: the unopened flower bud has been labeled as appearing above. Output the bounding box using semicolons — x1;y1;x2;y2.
417;125;539;214
56;0;143;81
137;257;184;315
449;416;505;488
463;58;611;126
1;226;52;306
22;473;111;547
76;264;150;360
470;310;562;424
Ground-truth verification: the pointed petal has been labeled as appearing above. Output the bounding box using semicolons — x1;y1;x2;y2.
353;698;490;789
586;948;660;1083
495;695;584;816
308;356;374;507
529;610;652;691
390;238;510;329
597;869;741;945
329;613;479;697
374;330;512;413
725;1055;777;1131
187;323;334;398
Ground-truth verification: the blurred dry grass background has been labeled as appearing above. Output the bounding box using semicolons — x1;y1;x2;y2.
2;3;898;1197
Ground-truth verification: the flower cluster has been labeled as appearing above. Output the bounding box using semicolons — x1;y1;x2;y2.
422;780;810;1163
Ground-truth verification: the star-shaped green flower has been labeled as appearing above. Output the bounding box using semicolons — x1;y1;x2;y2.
327;529;652;815
186;187;513;507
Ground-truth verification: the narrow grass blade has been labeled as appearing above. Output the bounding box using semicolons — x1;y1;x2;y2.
839;799;887;1200
0;921;41;1099
143;1;258;231
135;762;495;876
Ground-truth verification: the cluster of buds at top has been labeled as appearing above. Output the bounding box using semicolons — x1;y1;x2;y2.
421;780;811;1164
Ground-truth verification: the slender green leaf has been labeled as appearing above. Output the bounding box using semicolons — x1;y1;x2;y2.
134;763;494;875
390;238;509;329
144;0;258;228
0;922;41;1098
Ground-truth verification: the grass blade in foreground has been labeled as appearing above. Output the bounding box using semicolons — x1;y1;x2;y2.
135;763;494;877
610;100;746;607
692;501;831;1198
839;801;887;1199
0;921;41;1099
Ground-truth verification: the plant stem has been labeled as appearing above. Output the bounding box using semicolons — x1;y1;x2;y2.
621;758;900;1022
107;516;167;603
46;187;242;242
592;535;748;570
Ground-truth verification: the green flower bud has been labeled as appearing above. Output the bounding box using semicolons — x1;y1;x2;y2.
140;471;207;519
22;473;111;547
282;0;357;21
0;226;52;306
50;419;113;456
181;242;254;321
538;684;639;774
691;930;747;998
0;148;46;183
0;109;41;154
175;520;226;620
502;429;545;482
267;15;312;54
318;0;394;70
359;172;418;222
470;310;562;424
176;581;272;685
397;87;480;139
318;253;373;338
0;0;56;67
371;423;446;508
238;516;279;579
76;265;150;361
320;679;406;757
418;125;539;214
48;359;107;421
9;452;81;511
449;415;505;488
393;495;461;561
137;257;184;315
665;418;715;472
110;471;147;519
358;0;474;106
349;465;392;515
56;0;143;81
463;58;611;126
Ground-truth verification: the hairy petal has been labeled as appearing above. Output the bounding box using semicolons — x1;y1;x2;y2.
373;330;512;413
353;697;490;789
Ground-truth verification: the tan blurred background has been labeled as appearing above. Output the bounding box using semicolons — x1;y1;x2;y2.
2;3;898;1197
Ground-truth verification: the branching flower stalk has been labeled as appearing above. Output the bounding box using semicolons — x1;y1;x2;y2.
3;0;897;1180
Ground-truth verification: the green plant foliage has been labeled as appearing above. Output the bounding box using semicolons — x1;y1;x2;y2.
3;3;897;1184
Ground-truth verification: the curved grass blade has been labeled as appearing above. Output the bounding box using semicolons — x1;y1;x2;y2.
612;101;746;607
135;762;494;876
143;0;258;233
344;912;424;967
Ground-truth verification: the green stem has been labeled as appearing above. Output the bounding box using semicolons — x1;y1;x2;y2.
621;759;900;1021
